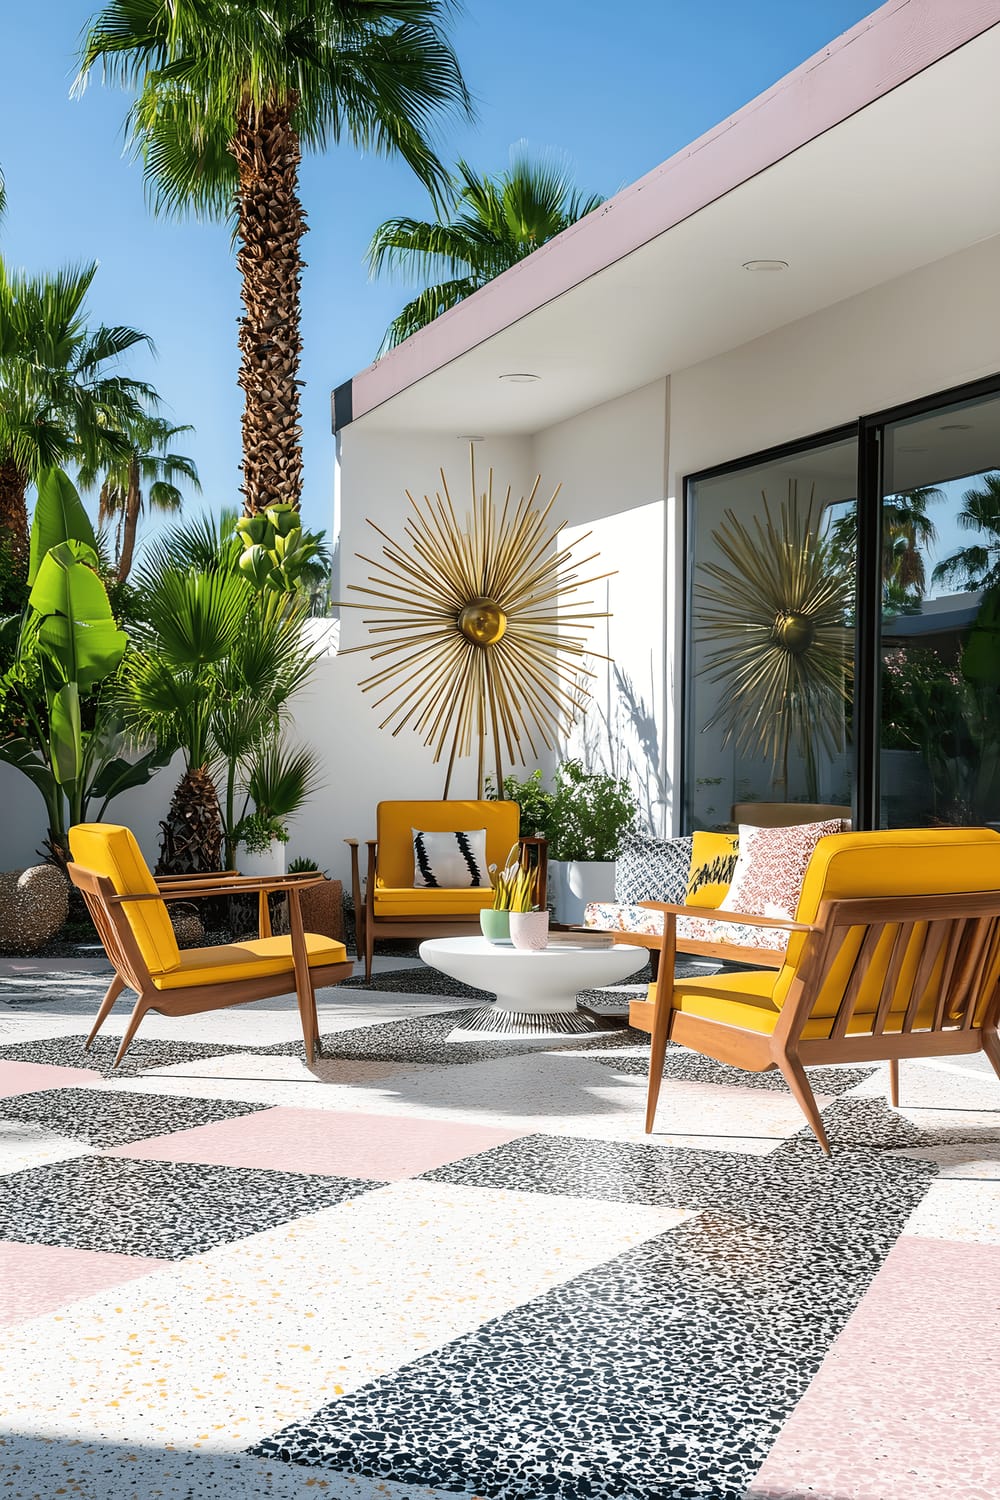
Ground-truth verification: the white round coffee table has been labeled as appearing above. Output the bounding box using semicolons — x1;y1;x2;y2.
418;935;647;1036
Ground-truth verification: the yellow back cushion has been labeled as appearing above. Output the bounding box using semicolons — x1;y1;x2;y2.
772;827;1000;1020
376;801;521;889
69;823;180;975
685;832;740;908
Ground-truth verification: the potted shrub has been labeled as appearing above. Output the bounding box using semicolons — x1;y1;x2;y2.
546;760;638;924
490;762;638;924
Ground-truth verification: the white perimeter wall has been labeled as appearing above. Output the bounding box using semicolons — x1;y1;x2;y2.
4;235;999;871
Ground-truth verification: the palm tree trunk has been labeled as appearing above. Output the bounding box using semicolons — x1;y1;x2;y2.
116;456;142;582
0;458;30;577
231;97;306;517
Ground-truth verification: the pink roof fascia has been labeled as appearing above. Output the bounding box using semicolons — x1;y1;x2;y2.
347;0;1000;425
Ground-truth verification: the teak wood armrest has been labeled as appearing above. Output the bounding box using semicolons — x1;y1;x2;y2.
639;901;818;934
112;874;325;903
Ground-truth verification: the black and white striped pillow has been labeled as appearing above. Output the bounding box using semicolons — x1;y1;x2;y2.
412;828;488;888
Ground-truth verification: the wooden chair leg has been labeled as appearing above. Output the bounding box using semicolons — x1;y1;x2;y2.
364;919;375;983
113;997;149;1067
888;1057;900;1107
85;974;125;1049
982;1027;1000;1085
645;917;677;1134
776;1051;832;1155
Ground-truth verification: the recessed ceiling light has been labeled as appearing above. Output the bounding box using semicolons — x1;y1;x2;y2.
742;259;789;272
498;372;540;383
939;422;973;431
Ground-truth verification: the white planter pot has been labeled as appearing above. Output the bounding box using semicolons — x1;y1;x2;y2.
238;840;286;878
549;859;616;926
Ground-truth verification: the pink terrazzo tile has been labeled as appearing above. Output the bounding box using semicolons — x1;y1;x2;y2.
105;1107;528;1180
0;1061;102;1099
748;1236;1000;1500
0;1241;161;1326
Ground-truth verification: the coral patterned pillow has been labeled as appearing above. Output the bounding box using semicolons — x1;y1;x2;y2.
719;820;843;923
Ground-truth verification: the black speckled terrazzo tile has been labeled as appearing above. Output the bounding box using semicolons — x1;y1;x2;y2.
0;1032;251;1077
251;1139;934;1500
590;1044;877;1096
422;1107;934;1232
0;1086;268;1148
0;1154;381;1259
265;1008;562;1067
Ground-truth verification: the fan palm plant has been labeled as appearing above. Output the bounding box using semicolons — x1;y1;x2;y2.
77;0;471;517
932;472;1000;593
80;412;201;582
368;148;606;351
0;259;153;572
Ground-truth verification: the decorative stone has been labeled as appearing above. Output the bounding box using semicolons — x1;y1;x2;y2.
0;865;69;953
168;904;205;949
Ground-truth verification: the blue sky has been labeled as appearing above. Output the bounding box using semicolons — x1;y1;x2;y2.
0;0;876;540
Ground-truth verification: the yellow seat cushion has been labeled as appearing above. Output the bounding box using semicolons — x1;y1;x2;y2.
69;823;180;975
657;967;937;1040
152;933;347;990
373;886;493;917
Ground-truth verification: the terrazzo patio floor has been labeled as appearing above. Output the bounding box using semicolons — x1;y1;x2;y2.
1;955;999;1499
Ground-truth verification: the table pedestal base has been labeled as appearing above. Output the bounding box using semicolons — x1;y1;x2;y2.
456;1004;609;1037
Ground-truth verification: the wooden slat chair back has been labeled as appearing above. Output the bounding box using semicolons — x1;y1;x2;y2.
635;828;1000;1152
68;823;352;1067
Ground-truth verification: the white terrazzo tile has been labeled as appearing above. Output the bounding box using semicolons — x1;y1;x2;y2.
901;1178;1000;1245
890;1141;1000;1178
96;1049;822;1152
88;1053;418;1107
0;1119;95;1176
0;1432;457;1499
849;1053;1000;1110
0;1178;688;1454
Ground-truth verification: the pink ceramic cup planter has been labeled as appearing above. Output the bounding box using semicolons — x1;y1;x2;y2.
509;910;550;951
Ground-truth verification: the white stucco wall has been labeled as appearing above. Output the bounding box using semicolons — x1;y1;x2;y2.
4;235;999;872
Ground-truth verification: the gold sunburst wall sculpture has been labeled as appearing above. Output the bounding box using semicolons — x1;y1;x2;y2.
695;480;854;799
338;446;615;796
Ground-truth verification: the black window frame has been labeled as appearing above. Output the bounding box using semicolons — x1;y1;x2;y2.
681;370;1000;834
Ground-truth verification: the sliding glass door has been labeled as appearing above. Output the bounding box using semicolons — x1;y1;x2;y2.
685;432;858;830
878;389;1000;828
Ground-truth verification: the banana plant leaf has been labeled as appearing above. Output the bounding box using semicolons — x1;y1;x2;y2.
28;540;127;690
28;467;98;586
0;734;57;796
89;743;173;807
49;681;83;785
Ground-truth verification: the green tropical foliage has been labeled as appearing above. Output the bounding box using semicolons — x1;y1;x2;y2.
828;487;941;613
0;259;154;572
0;468;164;860
932;472;1000;593
77;0;471;516
80;412;200;582
369;149;606;350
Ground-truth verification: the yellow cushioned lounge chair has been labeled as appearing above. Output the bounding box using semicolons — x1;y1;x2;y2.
631;828;1000;1153
68;824;352;1067
346;800;546;981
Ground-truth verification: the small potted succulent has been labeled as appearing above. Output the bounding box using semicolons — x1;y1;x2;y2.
482;846;539;946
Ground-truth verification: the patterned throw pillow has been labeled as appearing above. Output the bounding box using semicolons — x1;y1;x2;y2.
685;831;740;908
719;820;844;923
412;828;488;888
614;833;693;906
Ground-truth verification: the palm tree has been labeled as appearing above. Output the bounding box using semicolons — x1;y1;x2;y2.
77;0;471;518
828;486;941;611
368;149;606;351
80;413;201;582
932;472;1000;593
0;259;153;572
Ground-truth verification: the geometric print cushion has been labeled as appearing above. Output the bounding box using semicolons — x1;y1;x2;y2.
614;832;693;905
684;831;740;908
719;820;844;923
412;828;488;888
